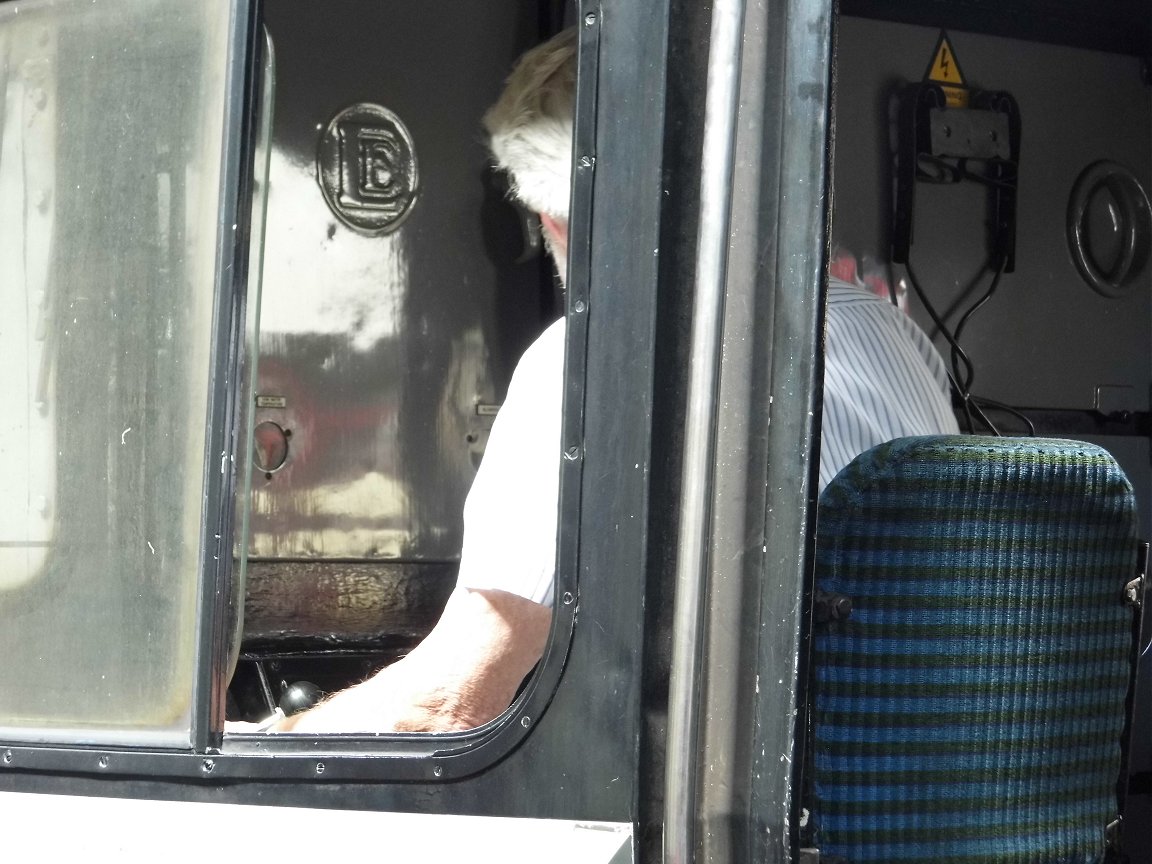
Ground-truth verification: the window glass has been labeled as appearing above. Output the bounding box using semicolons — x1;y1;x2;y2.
225;2;564;735
0;0;242;746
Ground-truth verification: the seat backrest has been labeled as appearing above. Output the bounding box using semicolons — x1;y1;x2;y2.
810;435;1141;863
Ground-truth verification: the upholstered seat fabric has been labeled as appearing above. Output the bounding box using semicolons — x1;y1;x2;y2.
812;436;1139;863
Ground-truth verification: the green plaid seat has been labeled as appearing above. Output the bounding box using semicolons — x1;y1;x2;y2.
811;436;1141;863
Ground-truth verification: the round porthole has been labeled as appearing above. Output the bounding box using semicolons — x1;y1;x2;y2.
253;421;290;475
1066;160;1151;299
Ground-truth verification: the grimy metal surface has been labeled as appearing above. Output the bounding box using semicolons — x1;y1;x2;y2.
248;0;553;569
693;0;833;861
661;0;834;856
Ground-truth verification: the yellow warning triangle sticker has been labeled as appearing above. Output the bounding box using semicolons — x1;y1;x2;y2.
924;31;968;108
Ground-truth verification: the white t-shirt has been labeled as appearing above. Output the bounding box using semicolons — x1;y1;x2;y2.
455;318;565;606
457;279;959;605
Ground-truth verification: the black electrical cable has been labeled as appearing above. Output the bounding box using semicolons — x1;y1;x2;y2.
916;154;1016;190
965;392;1000;436
950;255;1007;394
899;130;1033;435
970;395;1037;436
887;272;901;309
904;257;1029;436
903;258;979;423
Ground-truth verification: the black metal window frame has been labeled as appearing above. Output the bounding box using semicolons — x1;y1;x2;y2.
0;0;671;808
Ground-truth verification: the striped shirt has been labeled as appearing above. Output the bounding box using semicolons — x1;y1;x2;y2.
458;279;958;604
820;278;959;489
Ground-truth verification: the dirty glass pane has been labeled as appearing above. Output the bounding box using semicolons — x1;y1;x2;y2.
0;0;244;745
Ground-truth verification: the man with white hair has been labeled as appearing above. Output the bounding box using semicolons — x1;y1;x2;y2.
263;25;957;733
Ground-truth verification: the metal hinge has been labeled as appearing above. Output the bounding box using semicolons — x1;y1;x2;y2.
1106;816;1123;851
1125;542;1149;608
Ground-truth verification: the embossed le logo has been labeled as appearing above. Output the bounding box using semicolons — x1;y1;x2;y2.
317;103;419;235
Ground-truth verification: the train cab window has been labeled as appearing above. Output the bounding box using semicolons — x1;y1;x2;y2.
224;2;581;740
0;0;253;745
0;0;588;776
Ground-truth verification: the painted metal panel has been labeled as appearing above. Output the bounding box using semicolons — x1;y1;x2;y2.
0;791;632;863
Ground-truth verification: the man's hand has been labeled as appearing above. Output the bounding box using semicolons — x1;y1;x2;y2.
264;587;551;734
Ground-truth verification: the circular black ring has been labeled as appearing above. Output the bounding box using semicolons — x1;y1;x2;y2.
1067;160;1151;299
252;420;290;474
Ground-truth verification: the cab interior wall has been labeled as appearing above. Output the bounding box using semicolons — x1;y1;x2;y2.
828;5;1152;860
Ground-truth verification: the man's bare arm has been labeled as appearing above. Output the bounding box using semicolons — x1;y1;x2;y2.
267;587;551;734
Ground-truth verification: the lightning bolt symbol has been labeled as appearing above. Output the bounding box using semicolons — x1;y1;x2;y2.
941;48;950;77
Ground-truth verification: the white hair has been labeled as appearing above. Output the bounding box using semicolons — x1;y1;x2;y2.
483;27;577;221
